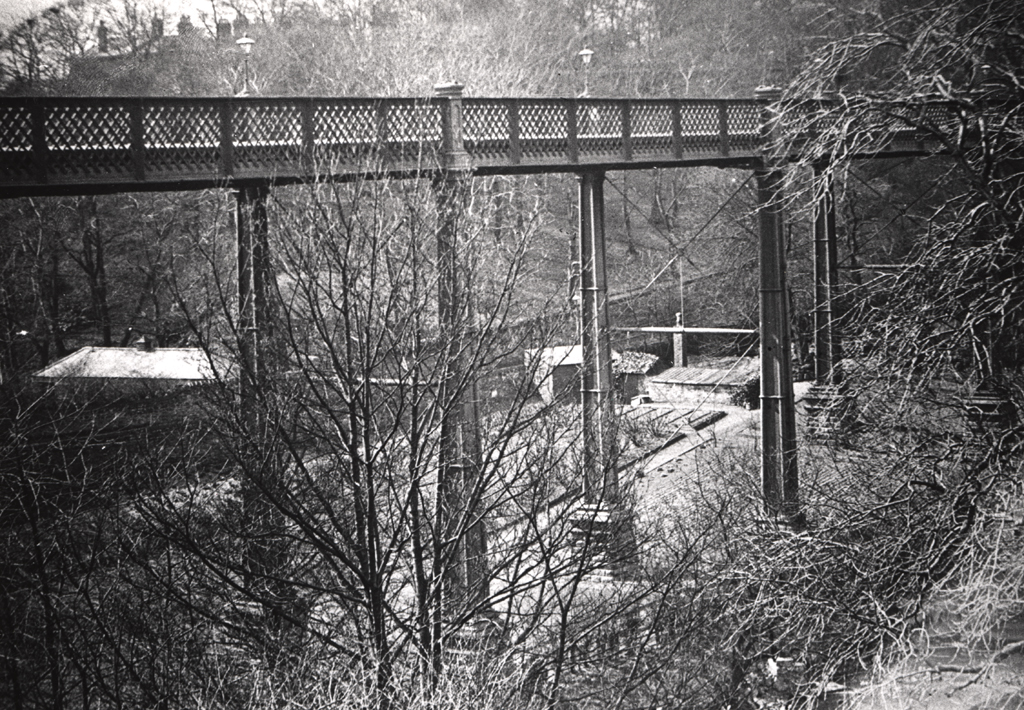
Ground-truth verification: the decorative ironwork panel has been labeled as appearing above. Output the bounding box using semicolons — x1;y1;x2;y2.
145;102;220;174
47;102;133;178
517;101;569;159
577;100;622;157
630;102;673;156
726;102;761;151
0;102;33;182
314;99;441;168
314;100;378;166
464;100;510;162
916;102;958;143
383;100;442;162
677;101;721;152
233;101;303;172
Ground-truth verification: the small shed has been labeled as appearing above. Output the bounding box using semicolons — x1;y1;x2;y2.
614;350;663;403
526;344;590;404
526;345;664;404
646;357;760;409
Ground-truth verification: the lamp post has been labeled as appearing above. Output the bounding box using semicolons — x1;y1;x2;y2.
578;47;594;97
236;33;255;96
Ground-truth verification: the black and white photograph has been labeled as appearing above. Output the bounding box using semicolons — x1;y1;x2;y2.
1;0;1022;707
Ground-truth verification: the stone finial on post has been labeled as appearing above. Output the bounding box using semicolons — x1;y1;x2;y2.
435;82;471;172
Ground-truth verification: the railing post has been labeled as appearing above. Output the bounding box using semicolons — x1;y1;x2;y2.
620;100;632;162
508;99;522;166
755;86;800;524
130;99;146;182
220;101;234;178
566;99;580;163
671;102;683;160
435;82;471;171
718;103;731;156
31;99;48;185
300;98;315;175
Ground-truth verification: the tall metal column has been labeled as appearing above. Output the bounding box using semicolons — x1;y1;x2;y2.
236;183;291;634
813;163;841;385
434;174;488;611
757;166;800;519
237;184;271;406
578;170;618;505
433;83;488;616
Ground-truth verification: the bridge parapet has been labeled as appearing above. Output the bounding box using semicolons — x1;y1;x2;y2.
0;93;959;196
0;94;765;194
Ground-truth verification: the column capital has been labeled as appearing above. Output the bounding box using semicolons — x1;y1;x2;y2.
433;82;465;98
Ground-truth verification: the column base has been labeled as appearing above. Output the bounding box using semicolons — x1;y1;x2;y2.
804;382;856;441
568;503;638;580
964;386;1018;458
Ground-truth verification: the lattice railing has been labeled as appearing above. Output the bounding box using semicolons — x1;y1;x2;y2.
773;98;960;159
462;97;762;167
0;94;950;194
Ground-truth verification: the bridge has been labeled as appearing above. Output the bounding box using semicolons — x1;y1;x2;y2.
0;83;957;598
0;87;950;196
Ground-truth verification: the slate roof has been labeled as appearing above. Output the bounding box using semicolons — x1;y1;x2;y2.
33;347;231;382
650;357;759;386
528;346;661;373
615;350;661;375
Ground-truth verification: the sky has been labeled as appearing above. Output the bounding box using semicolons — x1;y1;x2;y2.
0;0;58;27
0;0;201;29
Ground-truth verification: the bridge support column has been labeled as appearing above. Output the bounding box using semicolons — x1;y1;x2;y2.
756;165;800;522
237;184;272;407
434;173;489;618
807;164;853;439
433;81;493;662
578;170;618;505
573;170;635;576
235;184;293;643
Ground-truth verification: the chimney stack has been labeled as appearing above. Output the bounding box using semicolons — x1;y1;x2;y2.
216;20;232;44
97;20;109;53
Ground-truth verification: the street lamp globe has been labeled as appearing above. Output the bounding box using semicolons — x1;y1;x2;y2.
577;47;594;97
236;34;255;96
236;34;255;54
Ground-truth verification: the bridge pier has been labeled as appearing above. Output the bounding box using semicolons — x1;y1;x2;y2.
755;88;800;521
433;172;490;616
235;183;295;643
572;170;637;577
432;84;495;663
578;170;618;506
807;163;854;439
236;184;272;408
